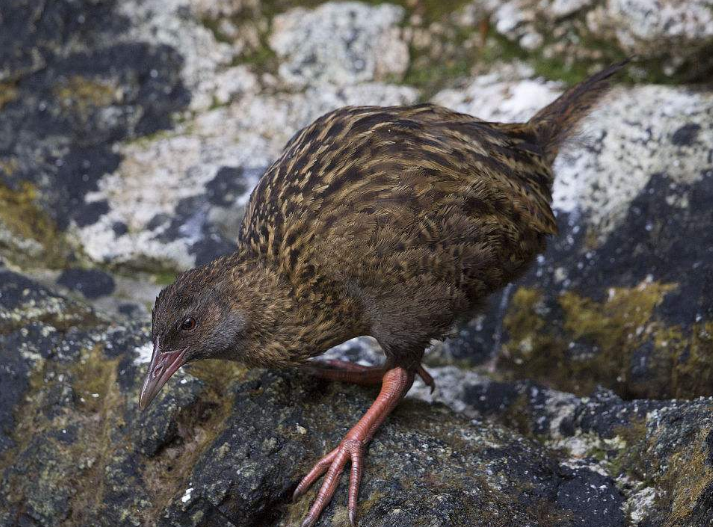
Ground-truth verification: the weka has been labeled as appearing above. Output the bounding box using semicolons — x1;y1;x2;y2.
140;61;627;526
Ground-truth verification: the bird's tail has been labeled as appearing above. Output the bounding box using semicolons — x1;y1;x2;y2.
528;59;630;163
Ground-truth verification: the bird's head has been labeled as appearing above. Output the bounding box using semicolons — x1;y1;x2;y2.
139;264;246;410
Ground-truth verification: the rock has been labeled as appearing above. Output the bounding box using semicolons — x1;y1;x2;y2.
0;0;418;275
2;270;711;527
57;269;116;300
410;367;713;527
495;85;713;399
0;0;191;273
75;83;418;271
1;0;712;524
432;64;563;122
591;0;713;59
483;0;713;81
431;72;713;400
118;0;245;112
0;270;635;527
192;0;258;20
269;2;410;88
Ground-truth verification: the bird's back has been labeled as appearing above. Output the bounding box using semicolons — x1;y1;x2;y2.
238;104;555;353
239;62;626;357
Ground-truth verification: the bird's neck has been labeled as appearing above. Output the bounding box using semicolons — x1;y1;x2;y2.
223;252;359;367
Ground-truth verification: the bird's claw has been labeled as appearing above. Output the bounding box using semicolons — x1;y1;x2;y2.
416;364;436;394
294;438;365;527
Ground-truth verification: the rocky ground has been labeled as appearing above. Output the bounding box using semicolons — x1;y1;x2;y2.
1;0;712;526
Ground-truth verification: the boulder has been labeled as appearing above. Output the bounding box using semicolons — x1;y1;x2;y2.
431;71;713;400
0;270;630;527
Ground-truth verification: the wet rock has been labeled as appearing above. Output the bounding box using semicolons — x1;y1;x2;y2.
410;368;713;527
270;2;410;88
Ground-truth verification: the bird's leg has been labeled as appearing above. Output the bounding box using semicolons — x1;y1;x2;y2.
303;360;385;385
304;359;435;392
294;366;415;527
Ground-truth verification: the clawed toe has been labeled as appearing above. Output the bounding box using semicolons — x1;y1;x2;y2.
416;364;436;394
295;439;365;527
294;367;415;526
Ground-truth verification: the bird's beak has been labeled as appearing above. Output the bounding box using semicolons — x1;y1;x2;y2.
139;342;188;411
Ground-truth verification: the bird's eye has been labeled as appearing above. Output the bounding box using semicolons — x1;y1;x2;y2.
181;317;196;331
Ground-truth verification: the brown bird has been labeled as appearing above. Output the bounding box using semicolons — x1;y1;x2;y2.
140;61;628;526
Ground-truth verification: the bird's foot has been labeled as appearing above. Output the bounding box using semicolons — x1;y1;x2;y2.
294;366;415;526
293;436;365;527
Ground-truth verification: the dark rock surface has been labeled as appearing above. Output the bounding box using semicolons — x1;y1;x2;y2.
57;268;116;299
1;270;713;526
0;271;634;527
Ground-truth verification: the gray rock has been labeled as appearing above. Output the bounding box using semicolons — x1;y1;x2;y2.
410;367;713;527
270;2;410;88
431;72;713;400
2;271;710;526
483;0;713;80
432;64;563;122
75;83;418;271
57;268;116;300
1;1;712;525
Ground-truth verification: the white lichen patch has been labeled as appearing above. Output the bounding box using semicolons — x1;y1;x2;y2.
270;2;409;88
604;0;713;52
552;85;713;240
134;341;154;365
117;0;243;111
408;366;493;418
625;485;659;525
433;70;563;123
181;486;193;503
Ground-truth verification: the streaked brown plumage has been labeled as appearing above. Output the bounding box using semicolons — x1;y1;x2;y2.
140;61;628;526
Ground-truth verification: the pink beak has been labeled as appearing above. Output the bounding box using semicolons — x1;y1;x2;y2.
139;341;188;411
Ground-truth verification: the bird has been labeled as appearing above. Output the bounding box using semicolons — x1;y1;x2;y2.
139;61;628;526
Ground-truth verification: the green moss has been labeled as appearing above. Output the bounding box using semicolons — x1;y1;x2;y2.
498;282;711;398
670;322;713;398
500;287;569;387
53;75;117;114
0;180;72;268
657;427;713;525
402;25;476;100
363;0;471;25
237;42;279;74
153;271;178;286
0;81;18;110
71;344;120;414
481;11;705;85
604;419;649;480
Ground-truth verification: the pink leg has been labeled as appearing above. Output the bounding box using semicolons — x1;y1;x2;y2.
305;359;435;392
294;366;415;527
